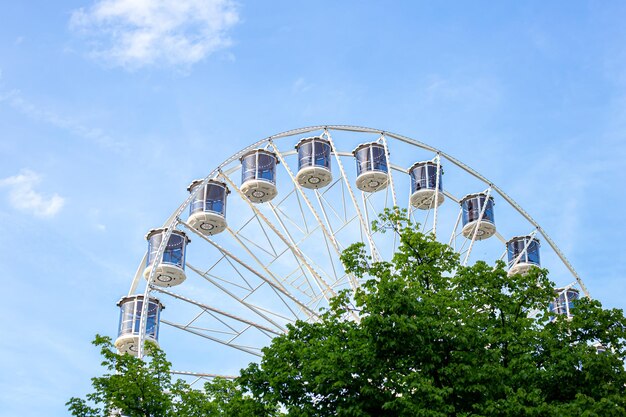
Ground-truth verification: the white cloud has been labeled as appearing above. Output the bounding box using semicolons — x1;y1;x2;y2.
0;170;65;218
70;0;240;69
292;77;313;94
0;89;127;153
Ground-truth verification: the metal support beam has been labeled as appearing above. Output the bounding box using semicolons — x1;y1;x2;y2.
219;171;337;304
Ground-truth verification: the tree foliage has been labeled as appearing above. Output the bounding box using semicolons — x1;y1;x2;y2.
71;209;626;416
240;209;626;416
66;336;278;417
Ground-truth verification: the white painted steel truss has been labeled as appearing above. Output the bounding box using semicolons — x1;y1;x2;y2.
126;125;590;378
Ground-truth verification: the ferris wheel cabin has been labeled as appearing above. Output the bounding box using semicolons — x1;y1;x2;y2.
240;149;279;203
549;287;579;320
460;193;496;240
352;142;389;193
507;235;541;276
115;295;164;355
143;228;189;287
409;161;444;209
187;179;230;235
295;137;333;189
593;342;607;354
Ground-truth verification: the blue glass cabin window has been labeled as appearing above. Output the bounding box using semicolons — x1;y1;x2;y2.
241;154;257;183
549;290;579;317
462;196;495;226
355;145;387;176
190;183;227;216
118;298;161;340
507;238;540;267
146;232;186;269
410;164;442;193
566;290;579;313
119;302;135;335
371;145;387;172
242;152;277;184
145;300;160;339
298;140;331;170
355;148;369;176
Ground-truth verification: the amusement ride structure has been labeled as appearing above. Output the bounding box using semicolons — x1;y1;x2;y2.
115;125;587;384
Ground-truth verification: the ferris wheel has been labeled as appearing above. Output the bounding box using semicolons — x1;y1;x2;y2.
114;125;590;383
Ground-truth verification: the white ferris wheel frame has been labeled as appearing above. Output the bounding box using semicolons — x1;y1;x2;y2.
124;124;589;380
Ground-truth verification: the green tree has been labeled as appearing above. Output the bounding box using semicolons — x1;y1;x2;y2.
71;210;626;416
66;335;278;417
240;209;626;416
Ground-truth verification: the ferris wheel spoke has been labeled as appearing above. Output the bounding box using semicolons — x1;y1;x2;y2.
493;231;508;245
360;191;382;258
223;256;256;290
267;199;325;252
189;318;242;338
162;319;263;357
266;202;324;297
325;130;380;261
219;172;338;305
195;245;318;321
329;213;361;239
235;230;277;259
299;249;339;289
271;141;359;291
204;270;253;292
241;274;315;322
182;220;283;292
420;203;433;234
171;370;237;380
225;227;286;288
313;190;345;250
252;213;280;257
226;325;255;344
266;183;311;234
225;226;319;310
316;184;346;224
243;302;298;323
449;209;463;249
443;190;460;203
185;263;294;330
292;190;311;234
340;176;349;222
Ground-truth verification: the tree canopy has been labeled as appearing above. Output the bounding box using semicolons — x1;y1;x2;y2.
240;210;626;416
70;210;626;416
66;336;279;417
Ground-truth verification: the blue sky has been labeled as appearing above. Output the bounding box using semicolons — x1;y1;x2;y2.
1;1;626;415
